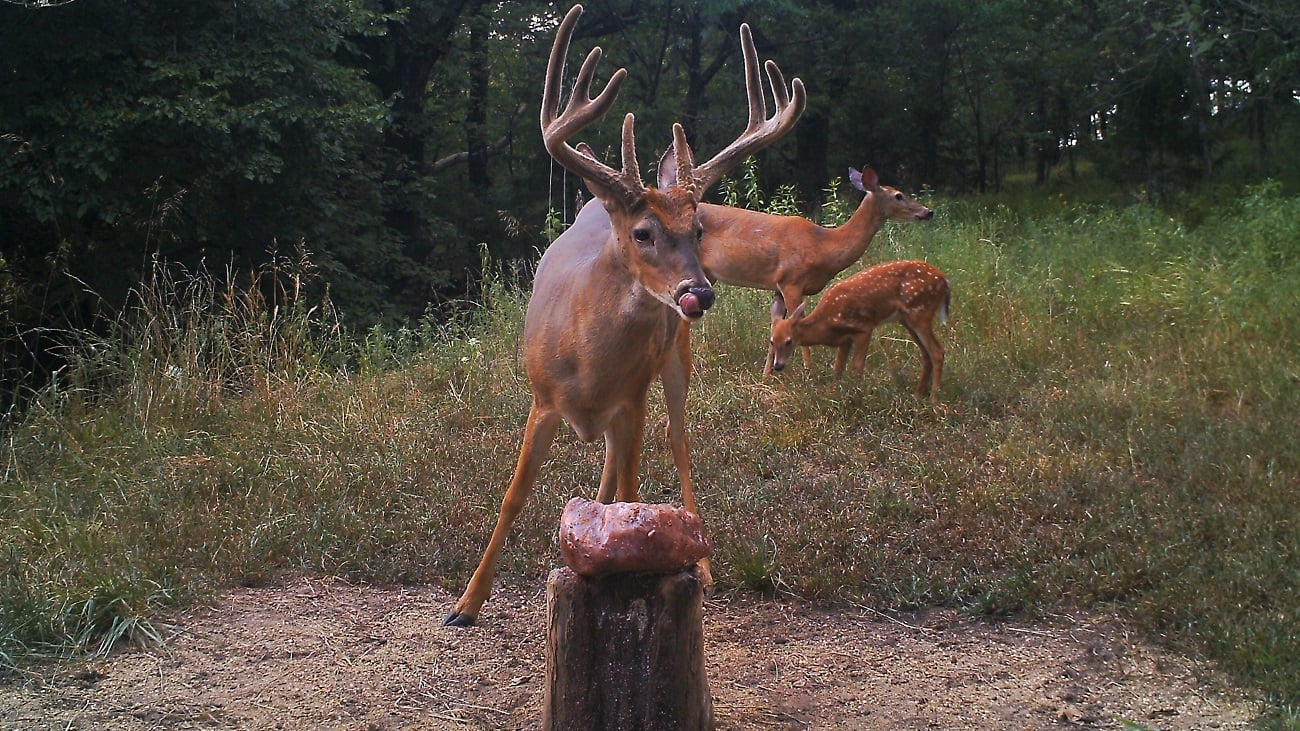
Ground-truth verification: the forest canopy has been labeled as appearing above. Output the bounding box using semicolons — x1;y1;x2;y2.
2;0;1298;364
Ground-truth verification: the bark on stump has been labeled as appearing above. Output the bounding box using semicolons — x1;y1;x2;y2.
542;565;713;730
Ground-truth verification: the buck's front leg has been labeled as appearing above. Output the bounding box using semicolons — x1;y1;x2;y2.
445;404;560;627
661;328;714;590
602;401;647;503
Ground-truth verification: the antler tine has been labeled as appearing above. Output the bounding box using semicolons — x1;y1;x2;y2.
692;23;807;192
671;123;697;193
764;59;792;110
619;113;643;194
566;44;622;131
573;114;646;208
539;5;583;132
541;5;642;203
739;25;766;133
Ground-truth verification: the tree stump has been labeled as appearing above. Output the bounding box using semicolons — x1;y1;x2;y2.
542;565;713;730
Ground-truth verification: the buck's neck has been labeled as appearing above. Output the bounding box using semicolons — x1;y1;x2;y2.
525;205;681;393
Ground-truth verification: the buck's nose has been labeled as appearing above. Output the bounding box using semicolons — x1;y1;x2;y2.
689;286;715;311
677;284;715;319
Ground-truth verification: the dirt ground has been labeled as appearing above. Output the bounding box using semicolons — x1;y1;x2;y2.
0;575;1261;730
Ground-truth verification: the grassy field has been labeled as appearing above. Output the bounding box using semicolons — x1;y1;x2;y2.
2;180;1298;725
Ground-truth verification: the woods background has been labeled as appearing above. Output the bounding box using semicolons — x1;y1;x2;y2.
3;0;1299;400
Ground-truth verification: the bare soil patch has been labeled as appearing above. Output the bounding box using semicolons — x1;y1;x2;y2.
1;576;1259;730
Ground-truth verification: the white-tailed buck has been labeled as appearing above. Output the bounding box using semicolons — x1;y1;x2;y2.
444;4;804;626
769;260;950;403
698;166;933;374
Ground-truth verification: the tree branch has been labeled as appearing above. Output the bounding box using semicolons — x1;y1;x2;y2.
430;102;527;174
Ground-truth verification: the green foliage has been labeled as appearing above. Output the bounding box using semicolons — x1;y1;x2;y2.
818;174;857;226
542;207;567;244
1235;179;1300;268
0;0;395;371
715;158;803;216
4;0;1298;399
715;158;765;210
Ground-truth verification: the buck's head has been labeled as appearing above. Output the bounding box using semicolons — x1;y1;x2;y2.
541;4;804;321
850;166;934;223
577;125;715;321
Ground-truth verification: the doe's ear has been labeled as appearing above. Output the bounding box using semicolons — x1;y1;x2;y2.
848;167;863;191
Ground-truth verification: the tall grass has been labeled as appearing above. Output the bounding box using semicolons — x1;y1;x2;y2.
2;182;1297;723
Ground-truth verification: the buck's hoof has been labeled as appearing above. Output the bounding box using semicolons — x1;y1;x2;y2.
695;560;716;598
443;610;476;627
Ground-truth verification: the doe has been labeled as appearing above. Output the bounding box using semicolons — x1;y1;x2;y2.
698;165;933;374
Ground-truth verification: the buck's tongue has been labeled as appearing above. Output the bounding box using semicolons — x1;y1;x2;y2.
678;291;703;317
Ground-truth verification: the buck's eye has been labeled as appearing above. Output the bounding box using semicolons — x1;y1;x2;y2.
633;228;652;243
895;193;905;201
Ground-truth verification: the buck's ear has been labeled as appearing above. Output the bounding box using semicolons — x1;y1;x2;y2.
578;142;629;209
656;145;678;191
657;126;696;192
770;296;787;321
583;175;615;204
848;167;863;191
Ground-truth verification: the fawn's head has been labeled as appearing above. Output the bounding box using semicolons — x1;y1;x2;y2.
768;297;807;372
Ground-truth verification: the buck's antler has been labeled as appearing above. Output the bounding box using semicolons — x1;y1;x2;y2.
541;5;643;206
690;23;807;191
542;7;805;204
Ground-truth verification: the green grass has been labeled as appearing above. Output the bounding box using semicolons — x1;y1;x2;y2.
2;182;1298;725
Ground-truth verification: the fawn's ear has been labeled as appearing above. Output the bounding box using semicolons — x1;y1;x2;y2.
792;301;807;320
771;295;787;321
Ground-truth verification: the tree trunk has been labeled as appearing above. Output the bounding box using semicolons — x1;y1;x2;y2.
794;110;829;212
543;567;713;731
466;9;490;194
